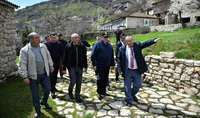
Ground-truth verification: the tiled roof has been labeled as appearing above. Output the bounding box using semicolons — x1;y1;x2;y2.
127;12;159;19
0;0;19;8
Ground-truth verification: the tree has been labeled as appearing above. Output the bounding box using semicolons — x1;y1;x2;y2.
168;0;200;27
20;25;33;46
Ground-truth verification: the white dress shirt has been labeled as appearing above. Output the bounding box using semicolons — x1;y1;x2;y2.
126;46;138;70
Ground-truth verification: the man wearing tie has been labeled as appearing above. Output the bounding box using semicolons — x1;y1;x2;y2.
117;36;162;107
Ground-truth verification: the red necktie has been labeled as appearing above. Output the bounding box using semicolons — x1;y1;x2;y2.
130;47;134;68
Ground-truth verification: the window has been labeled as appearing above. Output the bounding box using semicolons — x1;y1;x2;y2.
144;19;150;26
196;16;200;21
182;17;190;23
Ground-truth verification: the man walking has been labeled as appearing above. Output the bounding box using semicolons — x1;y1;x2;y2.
117;36;162;107
63;33;88;103
91;32;115;100
115;26;122;44
115;33;126;82
44;32;63;98
19;32;54;118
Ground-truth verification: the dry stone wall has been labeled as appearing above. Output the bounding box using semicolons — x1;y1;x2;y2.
0;4;18;82
143;52;200;96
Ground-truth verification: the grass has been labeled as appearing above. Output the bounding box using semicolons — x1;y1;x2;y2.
0;77;64;118
16;56;19;64
87;27;200;60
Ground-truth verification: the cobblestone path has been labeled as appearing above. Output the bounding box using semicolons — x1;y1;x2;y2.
52;52;200;118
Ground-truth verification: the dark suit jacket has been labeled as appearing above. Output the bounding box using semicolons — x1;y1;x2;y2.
115;41;123;61
117;39;156;76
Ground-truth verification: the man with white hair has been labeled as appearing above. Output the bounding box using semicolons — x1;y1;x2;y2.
63;33;88;103
19;32;54;118
117;36;162;107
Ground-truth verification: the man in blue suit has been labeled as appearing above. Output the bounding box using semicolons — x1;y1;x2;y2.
117;36;162;107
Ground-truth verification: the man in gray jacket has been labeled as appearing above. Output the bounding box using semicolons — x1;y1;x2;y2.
19;32;54;118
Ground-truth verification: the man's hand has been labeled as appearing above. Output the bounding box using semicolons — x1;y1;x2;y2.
50;66;54;73
23;78;30;85
154;38;163;42
93;66;97;71
84;68;88;72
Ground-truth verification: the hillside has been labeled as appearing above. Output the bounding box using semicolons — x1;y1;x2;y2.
15;0;153;37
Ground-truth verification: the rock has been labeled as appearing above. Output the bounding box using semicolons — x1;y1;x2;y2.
120;108;131;116
97;109;107;117
108;110;118;116
149;107;163;114
160;52;175;58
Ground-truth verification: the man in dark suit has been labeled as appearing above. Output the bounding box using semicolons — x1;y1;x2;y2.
117;36;162;107
115;33;126;82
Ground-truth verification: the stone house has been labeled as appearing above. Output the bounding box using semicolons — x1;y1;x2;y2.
152;0;171;25
0;0;19;81
98;12;159;31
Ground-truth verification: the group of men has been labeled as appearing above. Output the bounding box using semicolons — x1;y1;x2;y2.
19;31;162;117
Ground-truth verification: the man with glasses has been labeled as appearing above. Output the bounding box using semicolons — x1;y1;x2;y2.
91;32;115;100
117;36;162;107
115;33;126;82
44;32;63;98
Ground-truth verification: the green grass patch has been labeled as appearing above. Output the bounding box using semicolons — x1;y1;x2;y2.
190;94;200;100
0;77;64;118
16;56;19;64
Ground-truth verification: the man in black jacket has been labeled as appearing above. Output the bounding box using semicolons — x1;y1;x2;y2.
115;33;126;82
117;36;162;107
63;33;88;103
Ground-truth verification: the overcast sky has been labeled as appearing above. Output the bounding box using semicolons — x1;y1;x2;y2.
9;0;49;9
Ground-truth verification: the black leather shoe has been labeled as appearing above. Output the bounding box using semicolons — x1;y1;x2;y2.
115;78;119;82
34;111;40;118
97;94;104;100
127;102;132;107
69;93;74;99
75;96;83;103
132;95;138;102
40;102;52;109
105;93;111;96
107;86;111;91
51;93;56;99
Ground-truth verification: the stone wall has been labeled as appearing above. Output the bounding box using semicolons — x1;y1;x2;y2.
150;22;200;32
0;4;18;81
143;52;200;96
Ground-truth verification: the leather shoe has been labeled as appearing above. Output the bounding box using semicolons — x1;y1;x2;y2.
51;93;56;99
75;96;83;103
97;94;103;100
127;102;132;107
69;93;74;99
132;95;138;102
115;78;119;82
34;111;40;118
104;93;111;96
40;102;52;109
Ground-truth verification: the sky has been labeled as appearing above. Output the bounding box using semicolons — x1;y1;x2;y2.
9;0;49;9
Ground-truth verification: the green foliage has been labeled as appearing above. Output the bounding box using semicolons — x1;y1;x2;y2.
190;94;200;100
169;91;176;95
20;25;33;46
16;56;19;64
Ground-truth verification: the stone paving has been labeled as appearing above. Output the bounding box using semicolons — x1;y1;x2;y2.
53;52;200;118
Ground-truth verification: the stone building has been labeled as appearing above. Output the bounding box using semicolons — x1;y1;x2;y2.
0;0;19;81
98;12;159;31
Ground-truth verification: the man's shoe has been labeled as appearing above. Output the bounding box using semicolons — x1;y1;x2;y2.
115;78;119;82
75;96;83;103
107;86;111;91
127;102;132;107
69;93;74;99
105;93;111;96
34;111;40;118
55;88;59;92
51;93;56;99
97;94;104;100
132;95;138;102
40;102;52;109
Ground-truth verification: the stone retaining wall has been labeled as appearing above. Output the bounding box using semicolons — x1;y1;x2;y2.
150;22;200;32
0;3;18;82
143;52;200;96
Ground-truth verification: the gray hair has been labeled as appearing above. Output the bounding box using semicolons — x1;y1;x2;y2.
71;33;79;38
28;32;37;40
